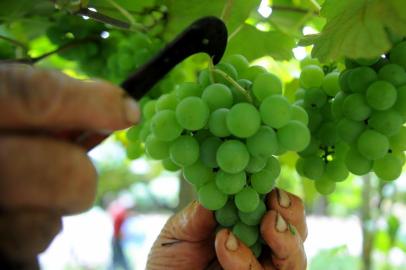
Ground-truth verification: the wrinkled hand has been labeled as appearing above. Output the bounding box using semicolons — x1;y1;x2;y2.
147;188;307;270
0;64;139;267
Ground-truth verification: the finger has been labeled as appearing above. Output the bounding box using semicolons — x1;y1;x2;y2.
0;64;140;130
161;201;216;242
0;209;61;261
215;229;263;270
266;188;307;241
260;211;307;270
0;135;97;214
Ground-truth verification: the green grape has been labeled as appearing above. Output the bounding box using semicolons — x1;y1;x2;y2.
378;64;406;86
162;158;180;172
322;71;341;96
208;108;231;137
198;69;211;88
304;88;327;109
260;95;292;128
307;108;323;132
337;118;365;143
339;69;353;93
155;93;178;111
176;96;210;131
325;159;349;182
215;200;239;227
295;88;306;100
215;170;246;195
389;41;406;69
345;148;373;175
347;66;377;93
295;157;305;176
357;129;389;160
214;63;238;86
139;121;151;142
366;81;397;110
225;54;249;73
239;200;266;226
373;153;403;181
250;157;279;194
342;93;371;121
175;82;203;100
355;57;380;66
126;125;141;141
198;181;228;210
126;141;144;160
235;187;260;213
300;57;320;68
227;103;261;138
331;92;347;119
277;120;310;151
301;156;325;180
184;160;215;188
217;140;250;173
145;134;170;159
368;109;403;137
300;65;324;89
390;126;406;151
232;222;259;247
200;137;222;168
246;126;278;158
245;155;267;173
320;101;335;121
250;241;262;258
334;142;350;160
143;100;157;119
393;85;406;120
317;122;338;147
240;65;267;81
315;177;336;195
169;135;199;166
290;104;309;125
252;72;283;101
151;110;183;141
201;83;233;111
299;137;321;157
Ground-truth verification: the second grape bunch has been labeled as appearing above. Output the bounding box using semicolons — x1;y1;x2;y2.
128;54;311;257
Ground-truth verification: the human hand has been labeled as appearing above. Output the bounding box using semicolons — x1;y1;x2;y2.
0;64;140;268
147;188;307;270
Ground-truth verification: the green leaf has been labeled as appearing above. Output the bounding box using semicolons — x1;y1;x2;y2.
311;0;406;61
225;24;295;61
163;0;260;40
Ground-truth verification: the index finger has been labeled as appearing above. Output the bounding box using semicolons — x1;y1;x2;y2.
0;64;140;131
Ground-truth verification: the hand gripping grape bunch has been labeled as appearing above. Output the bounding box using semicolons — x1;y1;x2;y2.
293;39;406;194
125;18;311;256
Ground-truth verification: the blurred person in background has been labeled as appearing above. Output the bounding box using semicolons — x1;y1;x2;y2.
0;64;307;270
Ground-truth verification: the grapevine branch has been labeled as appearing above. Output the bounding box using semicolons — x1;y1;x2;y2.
211;69;253;103
0;34;28;51
76;8;131;29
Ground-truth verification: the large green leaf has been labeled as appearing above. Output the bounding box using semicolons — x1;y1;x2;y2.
309;0;406;61
225;24;295;61
163;0;260;40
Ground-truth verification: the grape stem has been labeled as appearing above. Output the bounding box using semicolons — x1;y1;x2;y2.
211;68;253;103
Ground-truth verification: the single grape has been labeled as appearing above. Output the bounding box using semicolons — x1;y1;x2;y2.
250;157;280;194
169;135;199;166
175;82;203;100
322;71;341;96
176;96;210;130
232;222;259;247
373;153;403;181
215;200;239;227
339;69;353;93
198;69;210;88
299;137;321;157
304;88;327;109
260;95;292;128
342;93;371;121
301;156;325;180
366;81;397;110
198;181;227;210
252;72;283;101
246;126;278;158
216;140;250;173
227;103;261;138
200;137;222;168
162;158;180;172
307;108;323;132
225;54;249;73
390;126;406;151
208;108;231;137
393;85;406;120
202;83;233;111
290;104;309;125
126;125;141;141
215;170;246;195
337;118;366;143
331;91;347;119
184;160;215;188
239;200;266;226
245;155;267;173
325;159;349;182
300;65;324;89
155;93;178;111
126;141;143;160
315;177;336;195
357;129;389;160
235;187;260;213
347;66;377;93
368;109;403;137
277;120;311;151
250;240;262;258
389;41;406;69
344;148;373;175
378;64;406;86
240;65;267;81
145;134;170;159
143;100;157;119
151;110;183;141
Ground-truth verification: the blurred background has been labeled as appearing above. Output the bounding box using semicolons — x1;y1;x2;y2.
1;0;406;269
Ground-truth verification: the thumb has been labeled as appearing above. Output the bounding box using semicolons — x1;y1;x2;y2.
215;229;263;270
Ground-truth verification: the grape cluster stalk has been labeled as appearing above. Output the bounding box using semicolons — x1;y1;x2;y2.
126;54;311;256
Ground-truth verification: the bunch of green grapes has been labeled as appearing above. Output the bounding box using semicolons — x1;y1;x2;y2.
127;54;311;256
294;63;349;194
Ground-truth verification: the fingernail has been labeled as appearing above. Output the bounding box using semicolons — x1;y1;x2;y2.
226;232;239;251
124;98;140;124
277;189;291;208
276;213;288;232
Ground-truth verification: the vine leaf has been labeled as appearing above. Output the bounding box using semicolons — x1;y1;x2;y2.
306;0;406;61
